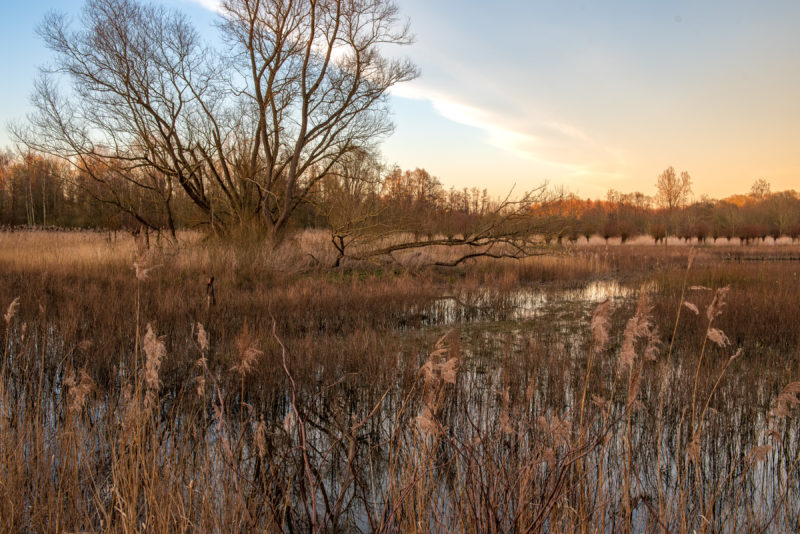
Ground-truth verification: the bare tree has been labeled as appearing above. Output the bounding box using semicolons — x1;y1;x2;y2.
219;0;416;239
654;166;692;211
350;184;567;267
15;0;417;241
750;178;771;200
316;148;385;266
654;166;692;242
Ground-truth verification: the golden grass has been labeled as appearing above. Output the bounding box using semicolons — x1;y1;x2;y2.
0;230;135;270
2;230;800;531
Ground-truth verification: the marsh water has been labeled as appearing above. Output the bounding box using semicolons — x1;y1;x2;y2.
4;276;799;531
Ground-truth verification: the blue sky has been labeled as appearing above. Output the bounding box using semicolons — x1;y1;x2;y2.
2;0;799;199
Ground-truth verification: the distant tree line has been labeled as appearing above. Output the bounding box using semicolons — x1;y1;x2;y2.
0;148;548;236
10;0;799;256
0;149;199;232
533;177;800;245
3;150;799;247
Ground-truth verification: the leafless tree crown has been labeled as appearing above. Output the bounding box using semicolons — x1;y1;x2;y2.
654;166;692;211
16;0;418;238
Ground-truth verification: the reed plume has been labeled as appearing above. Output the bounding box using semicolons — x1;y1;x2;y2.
590;297;612;353
143;322;166;412
619;287;655;370
416;330;459;438
231;322;262;377
195;322;210;354
4;297;20;325
63;368;95;416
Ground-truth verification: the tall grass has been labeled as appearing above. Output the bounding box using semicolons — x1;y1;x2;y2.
1;231;800;531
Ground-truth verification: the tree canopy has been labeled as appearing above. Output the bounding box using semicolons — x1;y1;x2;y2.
15;0;417;240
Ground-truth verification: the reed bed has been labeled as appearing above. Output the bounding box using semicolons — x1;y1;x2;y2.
1;231;800;532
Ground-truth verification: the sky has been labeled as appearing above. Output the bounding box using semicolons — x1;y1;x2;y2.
2;0;799;200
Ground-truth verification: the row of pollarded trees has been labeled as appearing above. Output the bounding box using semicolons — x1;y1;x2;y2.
646;187;800;245
532;185;800;246
528;165;800;246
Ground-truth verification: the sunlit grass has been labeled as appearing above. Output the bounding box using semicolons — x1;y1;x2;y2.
1;230;800;531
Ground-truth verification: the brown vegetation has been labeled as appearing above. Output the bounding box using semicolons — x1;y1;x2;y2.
2;231;800;531
5;2;799;528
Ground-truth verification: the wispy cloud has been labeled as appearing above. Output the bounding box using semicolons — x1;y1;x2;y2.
180;0;223;14
391;81;626;181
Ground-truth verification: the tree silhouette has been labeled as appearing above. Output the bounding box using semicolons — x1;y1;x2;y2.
16;0;417;241
654;166;692;242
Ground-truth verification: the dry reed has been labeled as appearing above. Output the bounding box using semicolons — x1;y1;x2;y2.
1;230;800;531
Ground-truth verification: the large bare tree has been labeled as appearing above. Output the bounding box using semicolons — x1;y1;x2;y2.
15;0;417;240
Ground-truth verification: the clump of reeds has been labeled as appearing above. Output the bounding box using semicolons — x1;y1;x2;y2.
142;322;165;413
415;329;459;438
3;297;19;326
63;368;95;416
4;233;800;531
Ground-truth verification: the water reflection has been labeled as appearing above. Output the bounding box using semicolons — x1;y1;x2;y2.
420;279;632;326
3;277;798;531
